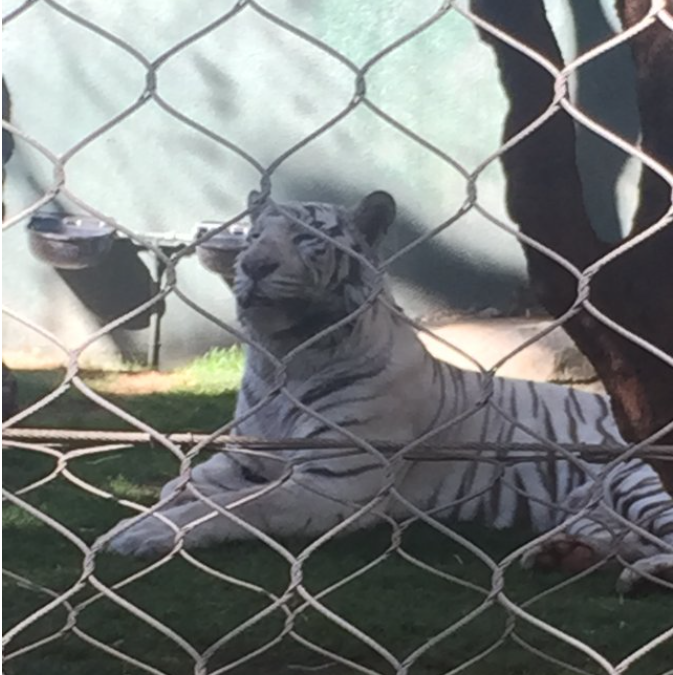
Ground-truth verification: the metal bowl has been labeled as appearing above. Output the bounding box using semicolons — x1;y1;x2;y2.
28;214;115;269
195;221;249;283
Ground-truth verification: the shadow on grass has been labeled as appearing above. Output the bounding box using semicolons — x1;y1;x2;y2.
7;368;238;433
3;371;672;675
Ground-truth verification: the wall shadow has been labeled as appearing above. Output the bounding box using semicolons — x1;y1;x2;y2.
56;239;159;362
570;0;640;242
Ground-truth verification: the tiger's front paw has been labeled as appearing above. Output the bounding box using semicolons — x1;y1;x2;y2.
98;514;180;558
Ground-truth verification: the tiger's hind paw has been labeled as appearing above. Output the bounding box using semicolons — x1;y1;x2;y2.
521;534;607;575
616;553;673;595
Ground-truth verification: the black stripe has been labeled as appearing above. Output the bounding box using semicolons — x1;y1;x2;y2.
510;385;519;430
566;464;587;501
512;470;532;526
325;224;344;238
635;496;671;518
327;247;345;288
313;393;378;414
534;460;555;521
564;395;579;443
305;423;342;438
574;519;602;536
472;489;487;524
346;257;361;285
609;466;640;495
456;459;479;504
241;379;261;407
305;462;382;478
574;461;589;484
304;416;376;438
489;467;503;522
541;402;557;442
427;475;449;513
301;366;384;406
618;487;665;517
595;395;618;441
240;464;268;484
569;388;586;423
654;521;673;537
545;450;558;505
423;356;448;434
292;232;317;245
528;381;539;418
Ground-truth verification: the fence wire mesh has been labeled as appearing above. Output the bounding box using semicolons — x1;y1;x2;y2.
2;1;673;674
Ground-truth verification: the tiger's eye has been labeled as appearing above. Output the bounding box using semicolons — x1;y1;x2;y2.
292;233;316;245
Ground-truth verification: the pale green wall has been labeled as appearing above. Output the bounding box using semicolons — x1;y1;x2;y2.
2;0;640;368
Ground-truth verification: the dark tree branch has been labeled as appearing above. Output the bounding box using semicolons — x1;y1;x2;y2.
471;0;673;492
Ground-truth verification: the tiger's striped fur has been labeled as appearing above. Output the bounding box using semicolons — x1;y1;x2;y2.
106;191;673;588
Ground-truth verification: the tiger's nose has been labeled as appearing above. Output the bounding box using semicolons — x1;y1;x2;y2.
240;258;279;281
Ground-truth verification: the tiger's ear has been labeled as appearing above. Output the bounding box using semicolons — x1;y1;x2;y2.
352;191;396;247
247;190;266;221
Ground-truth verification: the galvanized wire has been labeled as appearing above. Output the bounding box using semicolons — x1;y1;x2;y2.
3;1;673;674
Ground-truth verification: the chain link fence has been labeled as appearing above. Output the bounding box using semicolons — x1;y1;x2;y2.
3;1;673;674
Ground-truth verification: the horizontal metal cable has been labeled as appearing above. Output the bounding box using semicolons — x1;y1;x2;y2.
3;427;673;462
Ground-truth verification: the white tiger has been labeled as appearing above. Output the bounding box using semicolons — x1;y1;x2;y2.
104;191;673;591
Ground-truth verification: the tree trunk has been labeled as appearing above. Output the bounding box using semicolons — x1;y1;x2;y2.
470;0;673;492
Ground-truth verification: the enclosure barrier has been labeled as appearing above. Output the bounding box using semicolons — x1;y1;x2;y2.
3;1;673;674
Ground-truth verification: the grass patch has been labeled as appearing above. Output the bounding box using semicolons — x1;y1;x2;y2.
3;360;672;675
178;346;246;394
7;346;243;432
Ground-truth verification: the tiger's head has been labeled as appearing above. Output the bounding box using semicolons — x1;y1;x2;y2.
234;190;396;340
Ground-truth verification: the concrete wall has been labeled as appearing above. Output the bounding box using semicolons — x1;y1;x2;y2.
2;0;641;368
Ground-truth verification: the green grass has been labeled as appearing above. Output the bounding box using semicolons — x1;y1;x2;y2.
179;346;246;394
6;346;244;432
3;358;672;675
